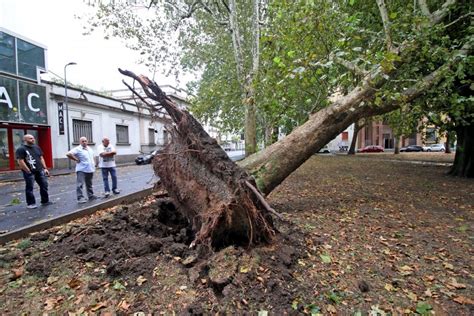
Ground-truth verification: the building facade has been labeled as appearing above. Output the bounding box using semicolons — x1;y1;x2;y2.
0;28;176;172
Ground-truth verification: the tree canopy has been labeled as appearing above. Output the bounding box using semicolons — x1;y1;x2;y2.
85;0;472;177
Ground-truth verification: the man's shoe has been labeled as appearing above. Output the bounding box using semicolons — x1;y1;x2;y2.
78;198;88;204
88;195;98;201
104;192;110;198
41;201;55;206
112;189;121;195
27;204;38;209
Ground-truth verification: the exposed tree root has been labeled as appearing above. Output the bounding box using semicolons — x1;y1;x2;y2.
120;69;276;249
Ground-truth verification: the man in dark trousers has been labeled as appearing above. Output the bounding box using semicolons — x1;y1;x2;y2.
15;134;53;209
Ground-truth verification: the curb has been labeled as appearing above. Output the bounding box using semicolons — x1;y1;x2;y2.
0;187;154;245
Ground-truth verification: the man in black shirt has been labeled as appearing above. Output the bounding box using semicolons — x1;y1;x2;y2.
15;134;52;209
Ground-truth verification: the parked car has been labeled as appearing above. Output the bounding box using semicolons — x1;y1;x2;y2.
400;145;423;152
135;150;159;165
317;145;330;154
425;143;445;152
358;145;384;153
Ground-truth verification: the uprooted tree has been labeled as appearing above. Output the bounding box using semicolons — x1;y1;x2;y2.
120;69;277;249
116;0;471;248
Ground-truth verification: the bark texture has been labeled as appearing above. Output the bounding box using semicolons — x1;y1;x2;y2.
449;124;474;177
120;70;275;248
348;121;362;155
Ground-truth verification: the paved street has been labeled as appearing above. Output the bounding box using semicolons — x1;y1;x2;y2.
0;164;157;234
0;150;244;234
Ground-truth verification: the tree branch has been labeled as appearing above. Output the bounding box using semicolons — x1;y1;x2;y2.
417;0;432;20
201;2;229;26
332;55;368;77
444;12;473;28
245;180;282;219
431;0;456;25
228;0;245;84
376;0;393;51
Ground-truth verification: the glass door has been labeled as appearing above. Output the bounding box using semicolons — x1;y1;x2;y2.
0;128;8;170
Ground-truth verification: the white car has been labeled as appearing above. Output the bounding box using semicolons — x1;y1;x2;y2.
425;144;445;152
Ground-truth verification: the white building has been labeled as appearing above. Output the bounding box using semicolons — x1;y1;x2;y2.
46;81;173;168
0;27;183;172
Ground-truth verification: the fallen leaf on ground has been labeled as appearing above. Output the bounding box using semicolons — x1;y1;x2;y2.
90;301;107;312
448;278;466;289
453;296;474;305
118;300;130;310
326;304;337;313
384;283;395;292
443;262;454;270
68;278;82;289
136;275;147;286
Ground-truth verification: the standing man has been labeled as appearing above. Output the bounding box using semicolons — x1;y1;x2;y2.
16;134;53;209
66;137;96;203
97;136;120;197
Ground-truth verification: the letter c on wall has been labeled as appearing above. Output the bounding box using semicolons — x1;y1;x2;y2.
27;93;40;112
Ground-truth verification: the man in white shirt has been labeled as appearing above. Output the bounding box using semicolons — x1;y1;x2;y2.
66;136;96;203
97;136;120;197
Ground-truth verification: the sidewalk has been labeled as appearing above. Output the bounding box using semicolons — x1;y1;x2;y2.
0;162;135;183
0;164;156;236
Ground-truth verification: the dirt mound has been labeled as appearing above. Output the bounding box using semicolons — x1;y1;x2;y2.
21;194;305;313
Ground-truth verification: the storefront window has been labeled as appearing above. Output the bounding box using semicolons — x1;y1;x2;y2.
17;39;45;80
0;75;19;122
18;80;47;124
0;31;16;75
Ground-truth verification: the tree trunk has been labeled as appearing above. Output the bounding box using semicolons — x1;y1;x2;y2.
449;124;474;177
244;86;257;156
348;121;361;155
394;136;401;154
445;132;451;154
120;70;275;248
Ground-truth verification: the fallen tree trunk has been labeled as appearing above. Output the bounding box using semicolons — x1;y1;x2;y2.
240;42;470;195
120;70;276;249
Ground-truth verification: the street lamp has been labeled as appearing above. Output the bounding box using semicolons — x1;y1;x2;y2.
64;62;77;169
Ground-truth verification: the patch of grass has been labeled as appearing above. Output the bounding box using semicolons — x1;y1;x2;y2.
17;239;31;250
326;291;342;305
10;197;21;205
8;279;23;288
457;225;469;233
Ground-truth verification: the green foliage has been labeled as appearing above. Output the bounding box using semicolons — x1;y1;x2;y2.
10;197;21;205
113;280;126;291
319;253;332;264
17;239;32;250
416;301;433;315
326;291;342;305
84;0;472;147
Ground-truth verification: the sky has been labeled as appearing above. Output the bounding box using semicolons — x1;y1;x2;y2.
0;0;185;92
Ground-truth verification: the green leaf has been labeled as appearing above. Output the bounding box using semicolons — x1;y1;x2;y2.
326;291;342;305
10;197;21;205
273;56;281;64
390;12;398;19
416;302;433;315
320;253;332;263
113;280;126;291
291;300;299;310
349;0;356;6
287;50;295;58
